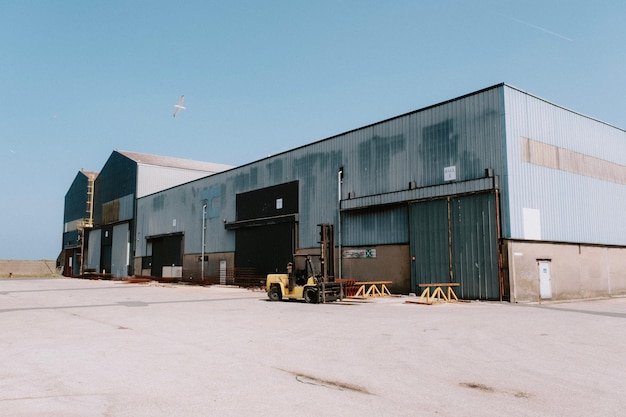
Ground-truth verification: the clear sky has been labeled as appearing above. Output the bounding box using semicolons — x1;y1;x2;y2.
1;0;625;260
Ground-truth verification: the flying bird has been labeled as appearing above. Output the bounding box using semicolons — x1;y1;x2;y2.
173;95;186;117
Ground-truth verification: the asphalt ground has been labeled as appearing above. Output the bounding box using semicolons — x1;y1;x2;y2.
1;277;625;417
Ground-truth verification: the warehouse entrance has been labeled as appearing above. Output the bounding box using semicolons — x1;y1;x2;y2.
409;192;501;300
148;233;183;278
227;181;299;281
235;222;296;276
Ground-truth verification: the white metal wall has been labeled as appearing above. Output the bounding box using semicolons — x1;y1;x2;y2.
137;165;217;198
503;85;626;245
111;223;129;278
87;229;101;272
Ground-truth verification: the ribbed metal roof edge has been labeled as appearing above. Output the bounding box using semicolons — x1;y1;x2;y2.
324;83;507;139
229;83;508;171
116;150;235;173
230;82;623;172
502;84;626;132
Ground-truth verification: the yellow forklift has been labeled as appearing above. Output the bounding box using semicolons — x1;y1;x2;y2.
266;224;344;303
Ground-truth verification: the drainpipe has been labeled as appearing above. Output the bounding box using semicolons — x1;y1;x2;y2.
202;203;207;281
338;168;343;279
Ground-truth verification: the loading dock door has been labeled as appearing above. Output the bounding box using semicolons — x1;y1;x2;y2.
235;222;295;276
149;234;183;278
231;181;299;278
410;192;500;300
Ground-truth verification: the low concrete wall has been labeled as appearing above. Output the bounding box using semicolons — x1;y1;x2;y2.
0;260;58;277
506;240;626;303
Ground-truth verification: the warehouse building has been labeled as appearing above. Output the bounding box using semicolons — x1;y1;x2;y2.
61;169;98;276
66;150;233;278
72;84;626;302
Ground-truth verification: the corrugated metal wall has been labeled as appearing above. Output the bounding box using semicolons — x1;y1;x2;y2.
136;86;507;258
503;86;626;245
342;206;409;246
64;172;89;224
93;151;137;227
344;87;505;199
87;229;101;271
136;164;216;198
111;223;129;278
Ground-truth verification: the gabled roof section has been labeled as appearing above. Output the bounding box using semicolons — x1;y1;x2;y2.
79;169;98;180
116;150;234;174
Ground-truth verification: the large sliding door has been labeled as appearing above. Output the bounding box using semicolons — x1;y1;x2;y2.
235;222;296;276
230;181;299;279
410;199;450;286
410;192;500;300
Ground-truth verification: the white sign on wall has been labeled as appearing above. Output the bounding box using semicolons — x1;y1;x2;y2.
444;166;457;181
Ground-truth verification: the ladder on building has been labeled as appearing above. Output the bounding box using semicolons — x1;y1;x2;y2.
84;177;94;228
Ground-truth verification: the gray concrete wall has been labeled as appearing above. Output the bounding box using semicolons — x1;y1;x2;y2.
0;260;58;277
506;240;626;302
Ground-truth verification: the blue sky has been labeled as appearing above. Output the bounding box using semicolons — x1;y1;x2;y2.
1;0;625;260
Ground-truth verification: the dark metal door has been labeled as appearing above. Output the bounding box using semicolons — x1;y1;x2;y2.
410;192;499;300
150;234;183;277
409;199;450;290
450;193;499;300
235;222;295;276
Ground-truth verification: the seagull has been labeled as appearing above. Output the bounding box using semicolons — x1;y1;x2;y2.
173;95;186;117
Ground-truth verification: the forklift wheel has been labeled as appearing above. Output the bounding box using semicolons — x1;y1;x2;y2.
304;287;319;304
269;286;282;301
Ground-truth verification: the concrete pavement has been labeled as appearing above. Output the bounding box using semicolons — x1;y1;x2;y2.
1;277;625;416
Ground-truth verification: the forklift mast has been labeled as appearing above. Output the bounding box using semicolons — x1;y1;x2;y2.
318;223;335;282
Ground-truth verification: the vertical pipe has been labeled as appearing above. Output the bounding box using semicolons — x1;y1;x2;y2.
494;186;504;302
201;203;207;281
338;169;343;279
447;197;453;283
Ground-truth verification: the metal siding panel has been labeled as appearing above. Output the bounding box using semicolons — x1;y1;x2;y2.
340;87;504;247
87;229;101;271
64;172;89;223
136;86;507;260
451;193;499;300
504;86;626;245
111;223;129;278
342;206;408;246
119;194;134;221
410;200;450;290
341;177;497;210
136;165;214;198
94;152;136;226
